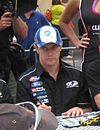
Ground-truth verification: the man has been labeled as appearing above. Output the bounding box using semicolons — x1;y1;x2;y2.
16;25;92;116
16;9;50;49
16;4;50;67
0;10;28;82
15;0;50;50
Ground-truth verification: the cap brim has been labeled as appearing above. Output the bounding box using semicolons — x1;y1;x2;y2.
37;42;62;48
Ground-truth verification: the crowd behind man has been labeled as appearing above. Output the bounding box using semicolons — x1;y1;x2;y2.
0;1;28;103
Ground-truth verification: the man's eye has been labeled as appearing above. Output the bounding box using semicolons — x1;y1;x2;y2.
41;45;58;50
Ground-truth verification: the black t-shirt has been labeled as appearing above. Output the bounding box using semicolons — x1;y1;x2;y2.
16;61;91;116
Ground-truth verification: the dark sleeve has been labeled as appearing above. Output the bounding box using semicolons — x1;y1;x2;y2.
0;80;13;103
77;72;91;108
86;60;100;97
16;80;32;103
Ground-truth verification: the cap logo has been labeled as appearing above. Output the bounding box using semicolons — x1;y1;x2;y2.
44;30;51;37
40;26;57;43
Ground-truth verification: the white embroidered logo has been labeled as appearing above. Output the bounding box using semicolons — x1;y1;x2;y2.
66;81;79;88
0;92;3;98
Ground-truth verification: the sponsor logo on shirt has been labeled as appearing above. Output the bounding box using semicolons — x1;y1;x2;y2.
31;87;45;92
66;81;79;88
92;25;100;31
29;76;40;82
31;81;43;87
32;91;47;96
31;81;49;104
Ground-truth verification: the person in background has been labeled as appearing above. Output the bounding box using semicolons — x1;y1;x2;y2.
16;25;92;117
0;3;28;103
0;10;28;83
15;1;50;67
59;0;100;110
16;9;50;50
47;0;71;58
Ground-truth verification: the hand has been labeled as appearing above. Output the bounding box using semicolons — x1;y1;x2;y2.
0;12;12;31
77;33;90;49
62;107;84;117
38;103;52;111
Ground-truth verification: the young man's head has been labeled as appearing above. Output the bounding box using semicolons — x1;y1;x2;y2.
34;25;63;67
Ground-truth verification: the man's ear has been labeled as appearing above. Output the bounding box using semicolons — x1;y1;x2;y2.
34;44;37;49
34;44;39;54
60;46;62;52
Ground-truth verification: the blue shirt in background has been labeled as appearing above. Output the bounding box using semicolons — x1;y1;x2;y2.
17;10;50;49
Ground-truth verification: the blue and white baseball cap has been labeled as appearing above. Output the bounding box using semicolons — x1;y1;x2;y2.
34;25;63;48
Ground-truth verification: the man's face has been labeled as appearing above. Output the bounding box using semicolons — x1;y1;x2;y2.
35;43;62;67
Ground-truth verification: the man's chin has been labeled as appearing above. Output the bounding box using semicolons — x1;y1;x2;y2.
45;62;55;66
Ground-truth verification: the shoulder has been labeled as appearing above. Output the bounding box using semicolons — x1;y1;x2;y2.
34;11;44;17
18;66;36;81
0;79;10;91
62;62;81;76
0;79;6;84
61;62;83;85
63;62;81;71
0;79;7;88
34;11;48;20
66;0;80;8
0;79;10;95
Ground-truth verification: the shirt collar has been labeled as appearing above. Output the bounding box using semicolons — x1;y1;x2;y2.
35;62;45;76
35;60;66;76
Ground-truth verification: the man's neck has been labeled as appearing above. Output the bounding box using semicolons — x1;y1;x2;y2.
43;63;60;81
